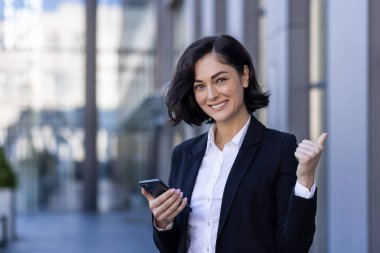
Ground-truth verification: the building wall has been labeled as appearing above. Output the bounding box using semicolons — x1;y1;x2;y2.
1;1;379;250
369;1;380;252
162;0;379;252
327;1;369;252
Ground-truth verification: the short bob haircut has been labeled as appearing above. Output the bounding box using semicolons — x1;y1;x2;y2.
166;34;270;126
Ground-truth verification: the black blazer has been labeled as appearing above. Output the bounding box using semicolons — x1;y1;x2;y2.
153;116;317;253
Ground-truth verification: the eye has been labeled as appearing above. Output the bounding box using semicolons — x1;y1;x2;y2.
194;83;205;91
216;77;227;84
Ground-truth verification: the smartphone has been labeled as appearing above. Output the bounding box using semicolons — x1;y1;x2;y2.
139;178;192;213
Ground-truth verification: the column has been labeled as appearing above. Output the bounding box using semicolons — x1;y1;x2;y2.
215;0;226;34
266;0;310;139
155;0;175;182
226;0;244;41
200;0;215;36
156;0;174;89
327;0;368;252
369;0;380;252
84;0;98;212
288;0;310;140
243;0;259;65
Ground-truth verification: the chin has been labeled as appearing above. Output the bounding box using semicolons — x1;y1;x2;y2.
208;113;232;124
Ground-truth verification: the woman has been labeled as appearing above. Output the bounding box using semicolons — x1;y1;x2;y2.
142;35;327;253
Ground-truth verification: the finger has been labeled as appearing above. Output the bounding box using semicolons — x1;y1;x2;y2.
298;146;322;159
167;198;188;221
298;143;321;154
295;151;307;162
150;188;176;208
157;191;184;220
141;188;154;202
295;149;312;162
295;150;308;159
155;189;181;211
296;146;314;156
299;139;323;150
152;189;182;215
316;133;328;145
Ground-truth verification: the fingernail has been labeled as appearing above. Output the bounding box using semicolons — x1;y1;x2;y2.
170;189;175;193
183;197;187;202
176;189;180;194
180;192;183;198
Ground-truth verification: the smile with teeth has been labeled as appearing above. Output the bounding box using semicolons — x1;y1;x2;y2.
210;101;227;109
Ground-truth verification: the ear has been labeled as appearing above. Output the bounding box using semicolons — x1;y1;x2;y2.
242;65;249;88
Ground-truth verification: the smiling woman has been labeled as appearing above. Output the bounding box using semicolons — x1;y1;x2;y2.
141;35;327;253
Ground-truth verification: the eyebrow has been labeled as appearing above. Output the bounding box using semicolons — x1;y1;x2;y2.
194;71;228;83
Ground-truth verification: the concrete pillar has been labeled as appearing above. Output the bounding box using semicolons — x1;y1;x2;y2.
266;0;310;139
226;0;244;41
243;0;260;66
369;0;380;252
327;0;368;252
288;0;310;140
200;0;215;36
156;0;174;89
155;0;176;182
215;0;226;34
194;0;201;39
84;0;98;212
266;0;289;132
182;0;199;43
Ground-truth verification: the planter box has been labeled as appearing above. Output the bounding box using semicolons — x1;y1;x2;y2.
0;188;15;243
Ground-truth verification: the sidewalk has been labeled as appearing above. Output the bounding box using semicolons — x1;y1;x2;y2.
2;208;158;253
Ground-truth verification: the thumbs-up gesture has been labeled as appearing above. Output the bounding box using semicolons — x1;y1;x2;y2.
295;133;328;189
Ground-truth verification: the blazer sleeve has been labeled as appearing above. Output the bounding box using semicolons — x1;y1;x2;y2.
275;134;317;253
152;146;180;253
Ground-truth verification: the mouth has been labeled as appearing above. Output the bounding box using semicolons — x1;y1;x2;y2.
208;100;227;110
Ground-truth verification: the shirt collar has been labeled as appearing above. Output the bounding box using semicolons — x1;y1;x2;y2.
205;115;251;155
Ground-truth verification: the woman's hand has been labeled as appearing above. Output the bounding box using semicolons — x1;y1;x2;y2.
295;133;328;189
141;187;188;229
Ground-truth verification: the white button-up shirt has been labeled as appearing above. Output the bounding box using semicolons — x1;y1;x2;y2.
187;117;250;253
186;116;316;253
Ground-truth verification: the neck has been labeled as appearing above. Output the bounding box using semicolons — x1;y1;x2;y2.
214;112;250;149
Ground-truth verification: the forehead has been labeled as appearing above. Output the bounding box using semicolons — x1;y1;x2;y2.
194;53;235;78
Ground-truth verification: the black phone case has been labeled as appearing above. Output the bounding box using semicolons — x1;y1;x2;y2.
139;179;168;198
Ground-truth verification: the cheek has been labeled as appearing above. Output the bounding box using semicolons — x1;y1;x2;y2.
229;87;245;105
194;92;205;106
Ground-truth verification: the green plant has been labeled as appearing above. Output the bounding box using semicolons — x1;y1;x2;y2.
0;147;16;188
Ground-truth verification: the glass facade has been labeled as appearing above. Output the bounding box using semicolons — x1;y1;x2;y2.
0;0;159;212
0;0;86;212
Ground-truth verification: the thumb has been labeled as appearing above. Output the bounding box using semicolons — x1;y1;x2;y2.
316;133;328;145
141;187;154;201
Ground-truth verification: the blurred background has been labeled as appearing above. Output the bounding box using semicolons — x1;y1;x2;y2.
0;0;379;252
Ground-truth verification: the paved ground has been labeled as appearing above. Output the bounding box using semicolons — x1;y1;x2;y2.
2;208;158;253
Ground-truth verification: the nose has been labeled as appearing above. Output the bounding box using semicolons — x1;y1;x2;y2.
206;84;218;100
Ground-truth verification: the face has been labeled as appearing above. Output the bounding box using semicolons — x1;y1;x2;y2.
193;53;249;125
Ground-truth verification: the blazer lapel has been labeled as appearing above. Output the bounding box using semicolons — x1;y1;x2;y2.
217;116;265;237
177;134;208;251
181;133;208;205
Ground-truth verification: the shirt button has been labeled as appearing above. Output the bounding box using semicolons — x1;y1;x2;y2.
206;247;210;251
207;221;211;226
207;197;211;201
